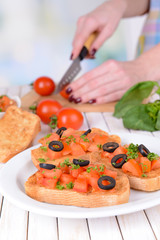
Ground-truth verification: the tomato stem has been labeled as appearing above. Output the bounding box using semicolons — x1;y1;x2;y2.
49;115;58;129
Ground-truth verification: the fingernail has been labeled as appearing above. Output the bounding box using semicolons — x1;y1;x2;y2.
66;87;72;94
70;53;73;60
74;97;82;104
88;99;96;104
68;95;75;102
90;48;97;57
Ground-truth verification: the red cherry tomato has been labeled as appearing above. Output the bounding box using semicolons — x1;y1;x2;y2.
36;99;62;124
57;108;83;130
60;86;69;99
33;76;55;96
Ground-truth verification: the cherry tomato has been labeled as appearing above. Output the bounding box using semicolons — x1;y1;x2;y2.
36;99;62;124
57;108;83;130
60;86;69;99
33;76;55;96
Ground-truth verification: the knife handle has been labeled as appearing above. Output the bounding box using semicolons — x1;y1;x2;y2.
79;32;98;61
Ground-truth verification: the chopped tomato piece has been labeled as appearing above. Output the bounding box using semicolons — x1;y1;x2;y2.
151;159;160;170
113;146;127;155
60;174;75;185
139;157;151;173
41;178;58;189
40;133;60;146
61;142;72;156
40;168;62;179
70;142;85;156
87;143;99;152
69;167;85;178
73;176;88;193
104;169;117;179
47;147;62;160
93;134;109;145
79;138;91;151
58;164;70;174
122;159;142;177
61;128;75;138
101;151;114;161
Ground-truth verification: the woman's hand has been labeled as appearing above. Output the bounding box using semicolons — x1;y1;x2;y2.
71;0;127;59
66;58;148;104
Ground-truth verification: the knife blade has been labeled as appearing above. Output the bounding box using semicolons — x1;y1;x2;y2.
54;32;97;94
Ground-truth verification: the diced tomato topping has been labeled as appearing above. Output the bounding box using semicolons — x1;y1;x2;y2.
47;147;62;160
139;157;151;173
60;173;75;185
88;143;99;152
122;159;142;177
104;169;117;179
79;138;90;151
40;133;60;146
93;134;109;145
69;167;85;178
151;159;160;170
58;164;70;174
70;142;86;156
73;176;88;193
113;146;127;155
61;142;72;156
40;168;62;179
61;128;75;138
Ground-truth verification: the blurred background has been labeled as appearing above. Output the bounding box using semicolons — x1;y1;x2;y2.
0;0;147;87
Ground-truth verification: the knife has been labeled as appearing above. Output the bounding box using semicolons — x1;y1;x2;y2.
54;32;97;94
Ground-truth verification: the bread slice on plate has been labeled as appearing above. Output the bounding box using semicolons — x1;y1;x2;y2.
25;167;130;208
0;105;41;163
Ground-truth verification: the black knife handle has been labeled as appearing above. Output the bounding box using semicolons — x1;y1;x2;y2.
79;46;88;61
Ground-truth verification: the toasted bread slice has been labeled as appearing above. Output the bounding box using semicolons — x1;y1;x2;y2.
0;105;41;163
25;171;130;208
32;128;121;168
102;159;160;192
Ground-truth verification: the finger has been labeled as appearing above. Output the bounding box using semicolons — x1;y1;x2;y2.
75;78;127;103
72;16;98;59
72;73;118;97
96;89;127;104
89;25;113;52
66;61;113;93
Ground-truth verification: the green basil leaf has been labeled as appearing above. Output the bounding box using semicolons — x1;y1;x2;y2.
123;105;156;131
155;110;160;130
113;81;157;118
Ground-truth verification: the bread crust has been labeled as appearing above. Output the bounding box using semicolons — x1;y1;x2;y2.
0;106;41;163
25;171;130;208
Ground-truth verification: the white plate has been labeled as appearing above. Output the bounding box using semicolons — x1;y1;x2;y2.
0;95;21;118
0;133;160;219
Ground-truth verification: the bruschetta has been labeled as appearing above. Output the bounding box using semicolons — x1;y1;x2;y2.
101;142;160;192
31;127;121;169
25;159;130;208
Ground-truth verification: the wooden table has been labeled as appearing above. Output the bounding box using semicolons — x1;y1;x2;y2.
1;85;160;240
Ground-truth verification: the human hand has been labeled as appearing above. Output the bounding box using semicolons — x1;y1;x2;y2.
65;59;147;104
71;0;127;59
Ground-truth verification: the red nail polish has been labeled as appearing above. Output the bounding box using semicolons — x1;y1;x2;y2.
70;53;73;60
90;48;97;57
74;97;82;104
66;87;72;94
88;99;96;104
68;95;75;102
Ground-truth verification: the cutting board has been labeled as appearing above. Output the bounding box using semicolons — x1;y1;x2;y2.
21;90;116;112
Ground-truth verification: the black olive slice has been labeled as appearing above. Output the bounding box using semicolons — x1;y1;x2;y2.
111;154;127;168
73;159;90;166
103;142;119;153
56;127;67;138
98;176;116;190
82;129;91;136
49;141;64;152
138;144;150;157
39;163;56;170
